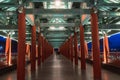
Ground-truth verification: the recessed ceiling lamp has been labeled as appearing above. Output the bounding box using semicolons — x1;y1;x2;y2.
49;26;56;30
116;13;120;16
55;0;61;7
49;26;65;30
0;0;4;2
116;21;120;24
59;26;65;30
9;31;15;35
52;0;66;9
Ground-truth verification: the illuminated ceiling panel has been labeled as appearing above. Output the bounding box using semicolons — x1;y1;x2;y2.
116;21;120;24
6;7;16;11
104;0;120;3
99;7;111;11
48;26;66;31
43;1;72;9
49;18;66;23
0;0;10;3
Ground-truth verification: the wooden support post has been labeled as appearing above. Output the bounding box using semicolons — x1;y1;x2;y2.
91;9;101;80
84;41;88;58
5;36;11;65
31;25;36;71
71;36;74;62
8;38;11;66
69;38;71;61
80;25;86;70
17;7;26;80
38;33;41;66
103;34;109;63
74;32;78;65
42;37;44;62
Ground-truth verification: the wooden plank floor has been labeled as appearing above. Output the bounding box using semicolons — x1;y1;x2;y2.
0;53;120;80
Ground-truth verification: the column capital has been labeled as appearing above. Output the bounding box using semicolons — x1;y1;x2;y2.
91;7;98;13
18;6;24;13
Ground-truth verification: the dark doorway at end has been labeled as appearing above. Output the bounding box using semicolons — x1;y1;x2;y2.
54;48;60;55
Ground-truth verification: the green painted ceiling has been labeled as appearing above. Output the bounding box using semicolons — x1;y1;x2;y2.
0;0;120;48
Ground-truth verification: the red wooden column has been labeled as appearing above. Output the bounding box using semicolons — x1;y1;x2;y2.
64;42;66;55
74;32;78;65
17;7;26;80
38;33;41;66
45;40;47;60
41;36;43;63
26;44;30;60
105;34;109;63
40;36;42;60
103;34;109;63
66;41;68;58
31;25;36;71
71;36;74;62
69;36;73;62
46;42;49;58
5;36;11;65
80;25;86;70
42;37;44;62
44;39;46;60
91;9;101;80
36;45;38;59
8;38;11;65
64;42;66;57
69;39;71;60
84;41;88;58
69;38;71;61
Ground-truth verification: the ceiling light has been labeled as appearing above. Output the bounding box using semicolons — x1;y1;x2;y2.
55;0;61;7
43;2;47;9
0;0;4;2
9;31;15;35
116;21;120;24
49;5;66;9
12;32;15;35
3;30;7;33
59;26;65;30
107;30;112;33
68;2;72;9
116;13;120;16
49;26;56;30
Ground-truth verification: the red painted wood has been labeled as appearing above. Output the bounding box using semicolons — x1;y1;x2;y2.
26;44;30;60
8;38;11;66
38;33;41;65
17;7;26;80
71;36;74;62
68;38;71;61
5;36;9;59
66;42;68;58
26;44;29;55
42;37;44;62
74;32;78;65
80;25;86;70
103;34;109;63
84;41;88;58
5;36;11;65
31;25;36;71
44;39;47;60
91;12;101;80
68;39;71;60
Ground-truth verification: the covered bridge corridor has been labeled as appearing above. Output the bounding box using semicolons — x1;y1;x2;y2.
0;0;120;80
